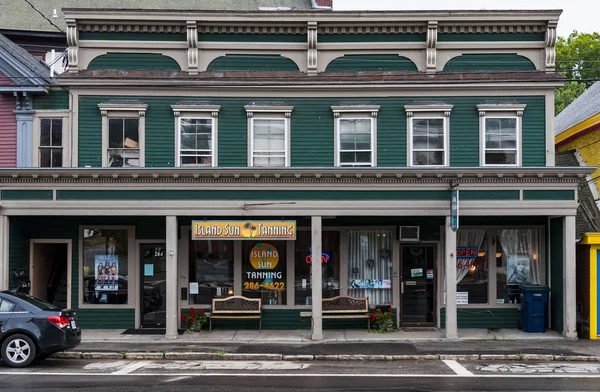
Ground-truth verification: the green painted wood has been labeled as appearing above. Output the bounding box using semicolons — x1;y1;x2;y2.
206;55;299;72
78;95;546;168
87;53;181;71
438;33;546;42
198;34;306;43
460;190;520;200
523;190;575;201
79;32;187;41
440;308;520;328
550;218;564;333
56;190;450;201
325;55;418;72
76;309;136;329
1;190;53;200
443;54;536;72
33;90;69;110
319;34;426;43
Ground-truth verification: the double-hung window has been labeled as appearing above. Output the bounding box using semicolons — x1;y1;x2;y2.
332;105;379;167
477;103;526;166
172;103;220;167
405;103;452;167
33;111;70;167
245;104;293;167
98;101;147;167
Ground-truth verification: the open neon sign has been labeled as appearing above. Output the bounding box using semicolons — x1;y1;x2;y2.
305;253;330;264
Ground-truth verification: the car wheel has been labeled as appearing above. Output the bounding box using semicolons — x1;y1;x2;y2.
1;334;37;368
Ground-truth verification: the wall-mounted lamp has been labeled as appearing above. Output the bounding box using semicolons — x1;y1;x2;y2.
495;252;503;258
227;288;233;295
532;253;538;261
477;251;485;257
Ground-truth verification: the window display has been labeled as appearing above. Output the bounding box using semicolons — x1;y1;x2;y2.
189;240;234;305
456;230;488;304
242;241;287;305
294;231;340;305
82;228;129;305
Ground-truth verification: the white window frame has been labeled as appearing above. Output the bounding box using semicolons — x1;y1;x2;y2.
477;103;526;167
171;104;220;167
78;225;136;309
332;105;379;167
32;110;71;167
404;104;453;167
98;102;147;168
245;104;293;167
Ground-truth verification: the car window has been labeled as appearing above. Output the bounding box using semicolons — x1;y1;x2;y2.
0;298;16;312
7;293;59;311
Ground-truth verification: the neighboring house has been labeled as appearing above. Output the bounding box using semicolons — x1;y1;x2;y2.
555;83;600;340
0;8;587;340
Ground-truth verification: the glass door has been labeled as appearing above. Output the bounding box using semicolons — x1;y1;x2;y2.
140;243;166;328
400;245;435;325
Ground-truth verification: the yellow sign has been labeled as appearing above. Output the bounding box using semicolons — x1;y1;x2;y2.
249;242;279;269
191;221;296;240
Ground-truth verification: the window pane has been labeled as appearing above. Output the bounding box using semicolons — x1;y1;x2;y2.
413;119;444;150
413;151;443;166
347;230;393;306
40;119;51;146
485;151;516;165
108;149;140;167
456;230;488;304
294;231;340;305
82;228;129;305
180;133;196;150
189;240;234;305
40;148;51;167
124;119;139;148
51;148;63;167
108;119;123;148
485;118;516;149
253;119;286;165
51;119;63;146
242;240;287;305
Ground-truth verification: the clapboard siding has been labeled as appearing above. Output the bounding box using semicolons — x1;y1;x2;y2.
76;309;136;329
438;33;546;42
206;55;300;72
33;90;69;110
440;308;520;328
0;93;16;167
319;34;426;43
78;95;547;168
443;54;536;72
87;53;181;71
325;55;418;72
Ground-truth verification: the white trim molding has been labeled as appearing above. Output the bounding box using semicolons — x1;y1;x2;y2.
98;101;148;168
477;103;526;167
171;103;221;167
32;110;72;168
332;105;380;167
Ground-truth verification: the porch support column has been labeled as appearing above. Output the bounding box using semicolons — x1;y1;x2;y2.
445;216;458;339
563;215;577;338
165;216;179;340
311;216;323;340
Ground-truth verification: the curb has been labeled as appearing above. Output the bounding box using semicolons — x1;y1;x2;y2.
51;351;600;362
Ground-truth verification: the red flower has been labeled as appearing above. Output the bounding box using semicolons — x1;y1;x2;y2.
200;310;205;316
190;307;196;316
180;313;185;321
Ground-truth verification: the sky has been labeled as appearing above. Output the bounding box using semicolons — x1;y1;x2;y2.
333;0;599;37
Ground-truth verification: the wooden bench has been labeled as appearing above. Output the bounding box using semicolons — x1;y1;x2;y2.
209;295;262;332
300;296;370;330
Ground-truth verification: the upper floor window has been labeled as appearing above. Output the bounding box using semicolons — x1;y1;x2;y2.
332;105;379;167
172;103;220;167
405;103;452;167
477;103;526;166
98;101;147;168
245;104;293;167
33;111;71;167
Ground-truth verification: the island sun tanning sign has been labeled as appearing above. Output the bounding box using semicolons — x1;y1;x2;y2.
191;221;296;240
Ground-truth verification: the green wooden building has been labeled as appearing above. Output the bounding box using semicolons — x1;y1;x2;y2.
0;7;587;339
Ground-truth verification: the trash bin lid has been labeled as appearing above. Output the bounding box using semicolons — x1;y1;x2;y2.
519;284;550;292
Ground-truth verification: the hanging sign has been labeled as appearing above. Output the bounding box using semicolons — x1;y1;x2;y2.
450;189;459;232
192;220;296;240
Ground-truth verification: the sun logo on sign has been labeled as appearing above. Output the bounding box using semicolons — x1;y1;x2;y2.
242;222;257;238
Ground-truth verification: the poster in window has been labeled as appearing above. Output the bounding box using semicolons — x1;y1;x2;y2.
95;255;118;291
507;255;530;284
244;243;285;291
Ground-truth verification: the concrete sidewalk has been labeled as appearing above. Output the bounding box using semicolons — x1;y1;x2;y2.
50;328;600;362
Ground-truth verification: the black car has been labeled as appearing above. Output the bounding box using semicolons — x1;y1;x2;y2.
0;291;81;368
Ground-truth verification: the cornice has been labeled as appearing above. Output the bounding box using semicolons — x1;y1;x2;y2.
0;167;590;186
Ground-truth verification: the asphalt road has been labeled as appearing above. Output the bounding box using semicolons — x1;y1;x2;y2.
2;358;600;391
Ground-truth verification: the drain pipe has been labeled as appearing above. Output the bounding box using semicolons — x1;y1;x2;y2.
311;0;331;10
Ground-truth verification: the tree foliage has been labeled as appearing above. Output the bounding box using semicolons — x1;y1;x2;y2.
555;31;600;114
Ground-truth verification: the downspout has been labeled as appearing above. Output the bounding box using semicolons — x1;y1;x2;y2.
311;0;331;10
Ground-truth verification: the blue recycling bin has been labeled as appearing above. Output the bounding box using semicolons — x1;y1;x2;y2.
520;284;550;333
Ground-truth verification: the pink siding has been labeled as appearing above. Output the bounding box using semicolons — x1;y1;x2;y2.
0;71;15;86
0;93;17;167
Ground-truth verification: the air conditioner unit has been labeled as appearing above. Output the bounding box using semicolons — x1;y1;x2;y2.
398;226;420;242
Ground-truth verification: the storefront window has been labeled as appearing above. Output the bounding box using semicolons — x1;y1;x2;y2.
496;229;542;304
242;241;287;305
347;230;393;305
189;240;234;305
294;231;340;305
82;228;129;305
456;230;488;304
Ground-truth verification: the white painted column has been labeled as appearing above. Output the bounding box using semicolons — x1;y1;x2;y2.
444;216;458;339
165;216;179;340
563;215;577;338
311;216;323;340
